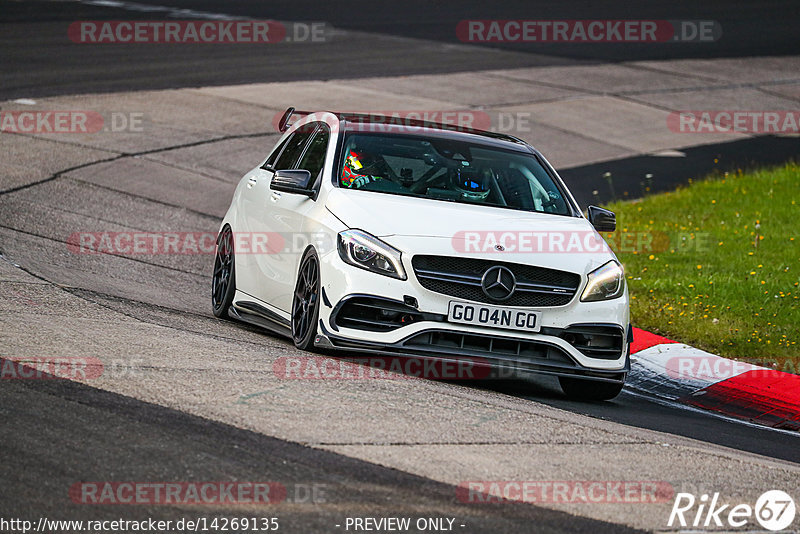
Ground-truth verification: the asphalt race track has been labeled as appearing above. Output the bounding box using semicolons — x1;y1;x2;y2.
1;1;799;533
3;0;800;98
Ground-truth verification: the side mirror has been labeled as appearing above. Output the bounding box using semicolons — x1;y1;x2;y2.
587;205;616;232
270;169;314;197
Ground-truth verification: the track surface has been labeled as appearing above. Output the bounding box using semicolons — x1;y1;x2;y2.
2;1;800;532
488;378;800;463
3;373;639;533
2;0;799;99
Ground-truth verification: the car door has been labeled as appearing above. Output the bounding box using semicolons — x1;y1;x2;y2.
243;122;329;311
258;122;331;312
233;134;289;297
238;127;314;306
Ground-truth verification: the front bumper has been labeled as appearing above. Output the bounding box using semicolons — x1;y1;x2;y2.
315;321;630;384
317;249;630;381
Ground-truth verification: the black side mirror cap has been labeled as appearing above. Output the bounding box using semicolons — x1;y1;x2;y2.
587;205;616;232
270;169;314;197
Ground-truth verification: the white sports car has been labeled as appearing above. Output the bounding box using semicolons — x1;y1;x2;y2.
212;109;631;400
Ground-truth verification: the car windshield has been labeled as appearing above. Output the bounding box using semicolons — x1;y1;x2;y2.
337;133;571;215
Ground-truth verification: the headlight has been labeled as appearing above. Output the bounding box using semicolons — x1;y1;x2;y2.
581;260;625;302
338;229;407;280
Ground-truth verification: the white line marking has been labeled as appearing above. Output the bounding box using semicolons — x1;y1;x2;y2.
75;0;245;20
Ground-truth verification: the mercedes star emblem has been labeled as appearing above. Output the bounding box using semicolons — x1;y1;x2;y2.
481;266;516;301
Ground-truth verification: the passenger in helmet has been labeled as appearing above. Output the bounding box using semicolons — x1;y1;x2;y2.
341;150;383;189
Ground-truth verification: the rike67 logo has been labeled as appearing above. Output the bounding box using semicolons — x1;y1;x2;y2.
669;490;796;531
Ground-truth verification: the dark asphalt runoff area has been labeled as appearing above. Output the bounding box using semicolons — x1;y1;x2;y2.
476;376;800;464
2;0;799;99
2;368;645;533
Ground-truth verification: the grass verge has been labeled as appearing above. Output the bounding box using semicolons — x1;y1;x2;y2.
604;162;799;373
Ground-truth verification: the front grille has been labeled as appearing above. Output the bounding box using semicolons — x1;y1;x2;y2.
412;255;580;307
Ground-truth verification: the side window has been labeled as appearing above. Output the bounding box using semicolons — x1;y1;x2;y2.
273;125;316;170
297;126;330;180
262;136;290;170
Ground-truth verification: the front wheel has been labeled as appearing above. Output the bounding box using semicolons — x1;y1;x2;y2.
558;377;624;401
291;248;321;350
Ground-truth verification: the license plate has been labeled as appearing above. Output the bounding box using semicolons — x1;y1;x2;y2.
447;301;541;332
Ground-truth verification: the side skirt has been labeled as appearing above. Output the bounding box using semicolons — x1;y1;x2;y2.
231;297;292;338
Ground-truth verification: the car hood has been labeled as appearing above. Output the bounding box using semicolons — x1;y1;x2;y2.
327;189;590;237
326;189;617;274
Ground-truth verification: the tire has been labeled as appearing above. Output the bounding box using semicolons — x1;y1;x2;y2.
211;226;236;319
291;247;321;350
558;377;624;401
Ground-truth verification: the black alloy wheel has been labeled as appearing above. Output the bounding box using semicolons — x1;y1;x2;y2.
291;248;321;350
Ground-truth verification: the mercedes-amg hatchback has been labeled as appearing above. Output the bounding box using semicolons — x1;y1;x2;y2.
212;109;631;400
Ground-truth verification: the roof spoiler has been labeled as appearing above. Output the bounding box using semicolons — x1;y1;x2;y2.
275;107;525;144
277;107;314;132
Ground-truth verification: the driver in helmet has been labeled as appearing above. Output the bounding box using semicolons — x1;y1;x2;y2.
451;167;490;201
341;150;384;189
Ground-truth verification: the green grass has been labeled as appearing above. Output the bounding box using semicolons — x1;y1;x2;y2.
603;162;800;373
